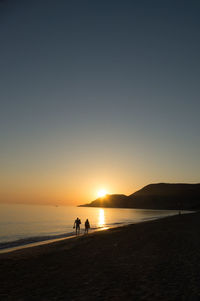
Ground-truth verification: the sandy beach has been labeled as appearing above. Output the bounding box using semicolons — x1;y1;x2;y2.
0;212;200;300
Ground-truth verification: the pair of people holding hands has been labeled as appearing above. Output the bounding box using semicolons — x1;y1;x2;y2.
73;217;90;235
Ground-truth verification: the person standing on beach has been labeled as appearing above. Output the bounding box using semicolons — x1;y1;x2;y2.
74;217;81;235
85;219;90;234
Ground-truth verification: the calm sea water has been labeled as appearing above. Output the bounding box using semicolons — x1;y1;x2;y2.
0;204;180;250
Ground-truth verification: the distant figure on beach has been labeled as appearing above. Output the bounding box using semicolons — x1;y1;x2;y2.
85;219;90;234
74;217;81;235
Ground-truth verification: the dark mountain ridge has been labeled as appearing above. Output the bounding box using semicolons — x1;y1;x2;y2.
80;183;200;210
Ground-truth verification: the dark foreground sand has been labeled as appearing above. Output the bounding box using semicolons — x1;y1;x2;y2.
1;212;200;300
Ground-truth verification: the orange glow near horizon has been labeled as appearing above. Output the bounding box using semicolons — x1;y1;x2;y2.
97;189;107;198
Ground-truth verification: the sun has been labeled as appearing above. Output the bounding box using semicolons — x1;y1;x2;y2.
97;189;107;198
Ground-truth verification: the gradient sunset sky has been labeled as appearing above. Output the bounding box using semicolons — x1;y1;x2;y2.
0;0;200;205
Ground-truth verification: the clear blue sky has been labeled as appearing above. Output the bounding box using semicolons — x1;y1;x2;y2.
0;0;200;205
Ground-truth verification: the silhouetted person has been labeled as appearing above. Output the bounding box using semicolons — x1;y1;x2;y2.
74;217;81;235
85;218;90;234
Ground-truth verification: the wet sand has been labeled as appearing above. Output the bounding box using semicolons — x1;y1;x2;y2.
0;212;200;300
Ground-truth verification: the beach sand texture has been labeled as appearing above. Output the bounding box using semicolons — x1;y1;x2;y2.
0;212;200;300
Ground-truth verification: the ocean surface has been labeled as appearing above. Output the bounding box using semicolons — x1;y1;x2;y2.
0;204;183;251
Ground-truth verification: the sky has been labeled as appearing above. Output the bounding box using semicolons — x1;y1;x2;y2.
0;0;200;205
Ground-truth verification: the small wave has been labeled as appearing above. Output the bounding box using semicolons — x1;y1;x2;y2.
0;232;75;250
109;222;123;225
0;224;122;251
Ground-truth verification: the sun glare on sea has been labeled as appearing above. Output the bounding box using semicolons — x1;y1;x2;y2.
98;209;105;227
97;189;107;198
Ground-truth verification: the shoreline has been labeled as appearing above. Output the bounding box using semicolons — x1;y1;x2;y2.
0;212;182;255
0;206;190;254
0;226;110;255
1;211;200;300
0;210;192;255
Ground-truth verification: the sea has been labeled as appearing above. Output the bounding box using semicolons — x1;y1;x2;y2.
0;204;186;252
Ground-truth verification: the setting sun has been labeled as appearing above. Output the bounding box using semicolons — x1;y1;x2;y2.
97;189;107;198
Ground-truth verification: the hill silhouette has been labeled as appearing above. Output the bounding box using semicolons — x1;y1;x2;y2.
80;183;200;210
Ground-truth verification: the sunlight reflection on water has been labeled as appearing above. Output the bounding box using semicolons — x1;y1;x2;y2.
98;209;105;227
